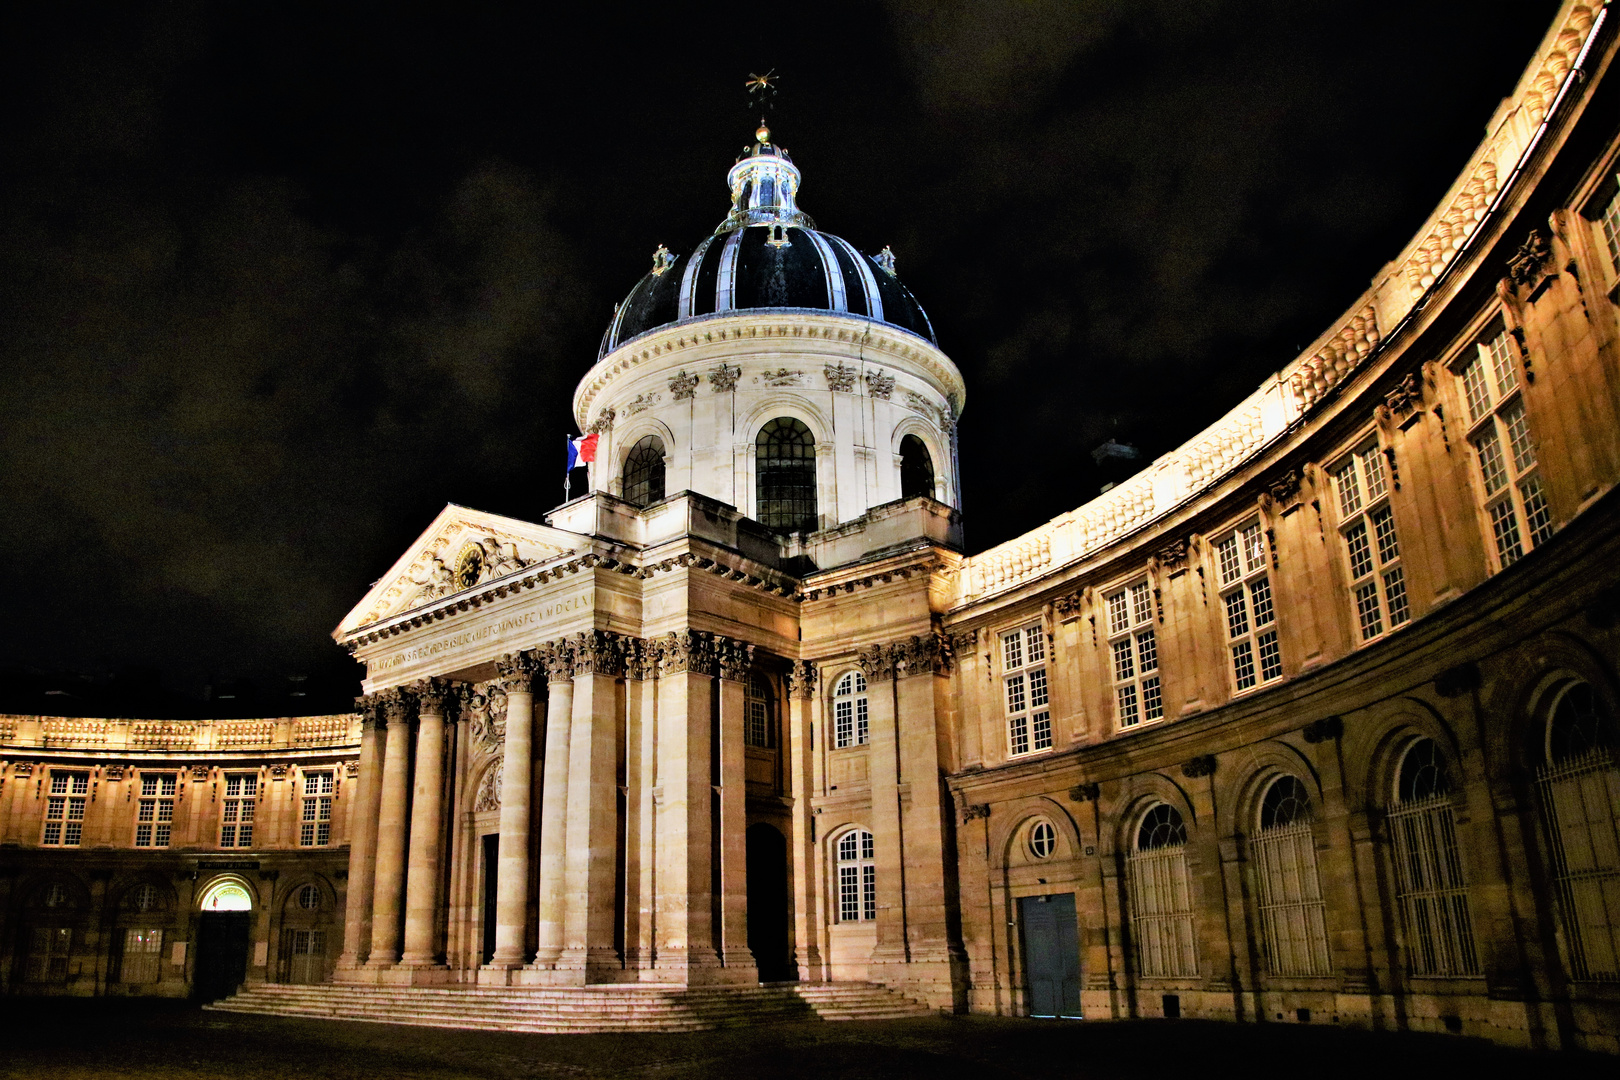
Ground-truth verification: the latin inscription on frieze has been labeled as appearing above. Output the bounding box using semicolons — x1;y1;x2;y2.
371;591;593;673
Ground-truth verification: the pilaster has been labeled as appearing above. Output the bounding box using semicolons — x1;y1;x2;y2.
560;631;626;981
531;641;575;969
366;688;415;967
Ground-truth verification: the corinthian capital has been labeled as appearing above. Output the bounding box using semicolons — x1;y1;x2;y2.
894;632;952;678
856;643;896;681
715;636;755;681
413;677;454;715
786;661;816;700
378;687;414;726
538;640;575;684
655;630;717;677
571;630;627;678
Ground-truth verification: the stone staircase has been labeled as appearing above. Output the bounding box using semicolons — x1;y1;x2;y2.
204;981;933;1033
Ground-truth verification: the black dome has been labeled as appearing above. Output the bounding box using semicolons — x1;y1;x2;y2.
598;128;936;358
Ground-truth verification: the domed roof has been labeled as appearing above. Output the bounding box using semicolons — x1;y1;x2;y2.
599;127;936;358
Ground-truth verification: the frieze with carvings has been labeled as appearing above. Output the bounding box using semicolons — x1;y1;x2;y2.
824;363;858;393
622;392;662;416
474;761;502;813
360;517;570;626
708;363;741;393
761;368;805;387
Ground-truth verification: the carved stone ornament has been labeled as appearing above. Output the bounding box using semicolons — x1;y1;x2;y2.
494;651;539;693
589;407;616;434
1068;782;1100;803
572;630;628;678
466;682;508;756
961;802;991;824
947;628;978;653
9;761;34;777
1181;754;1217;779
893;631;952;677
474;761;502;813
786;661;817;700
708;363;741;393
1158;539;1190;574
191;765;209;781
654;630;717;677
345;761;360;777
824;363;858;393
378;686;414;726
623;392;661;416
1302;715;1344;744
539;640;576;684
269;763;289;780
1054;593;1084;618
668;370;700;400
1266;470;1302;506
101;764;124;781
856;643;896;681
622;637;653;681
413;678;454;715
1506;228;1554;288
864;369;895;400
762;368;805;387
1383;372;1424;422
715;637;755;681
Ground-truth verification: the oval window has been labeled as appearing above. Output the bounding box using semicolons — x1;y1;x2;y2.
1029;820;1056;859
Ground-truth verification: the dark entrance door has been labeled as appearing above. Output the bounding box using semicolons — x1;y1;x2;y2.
482;833;499;964
746;823;792;981
1019;892;1081;1017
194;912;251;1002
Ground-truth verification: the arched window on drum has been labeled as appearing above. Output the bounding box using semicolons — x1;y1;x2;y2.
756;418;817;533
1535;683;1620;981
1387;739;1480;976
1126;803;1197;978
899;434;935;500
622;435;666;509
836;829;876;922
1251;776;1331;975
832;672;868;749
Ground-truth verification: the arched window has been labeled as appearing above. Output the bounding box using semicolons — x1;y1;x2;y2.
1388;738;1479;976
125;884;161;913
1536;683;1620;980
756;418;817;533
899;433;935;500
1127;803;1197;977
833;672;868;749
836;829;876;922
745;672;774;749
1251;776;1331;975
199;879;253;912
622;435;666;508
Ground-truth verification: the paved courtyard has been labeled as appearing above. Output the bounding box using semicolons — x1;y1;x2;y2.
0;1001;1611;1080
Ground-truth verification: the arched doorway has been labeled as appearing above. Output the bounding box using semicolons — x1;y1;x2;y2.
194;876;254;1001
746;822;792;981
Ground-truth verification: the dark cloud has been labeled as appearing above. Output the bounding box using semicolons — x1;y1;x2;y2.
0;0;1562;707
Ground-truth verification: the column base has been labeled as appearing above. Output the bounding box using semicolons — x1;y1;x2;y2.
476;965;524;986
375;963;453;986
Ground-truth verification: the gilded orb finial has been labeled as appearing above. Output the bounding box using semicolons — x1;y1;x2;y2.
756;124;771;144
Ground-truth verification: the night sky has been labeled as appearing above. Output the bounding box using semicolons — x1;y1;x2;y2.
0;1;1560;713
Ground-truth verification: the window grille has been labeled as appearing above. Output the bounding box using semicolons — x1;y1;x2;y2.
837;829;876;922
899;433;936;500
1002;625;1051;756
1598;180;1620;275
284;928;327;984
1251;776;1332;975
1213;521;1282;693
1458;328;1553;569
126;884;159;912
26;927;72;982
622;435;666;509
298;884;322;911
119;928;163;984
135;773;177;848
1332;442;1409;641
745;672;773;748
832;672;868;749
1388;740;1480;977
42;771;89;846
1028;820;1056;859
1127;804;1198;978
220;773;257;848
1535;683;1620;981
300;771;334;847
756;417;817;533
1107;580;1162;728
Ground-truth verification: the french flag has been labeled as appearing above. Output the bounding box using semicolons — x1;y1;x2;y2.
566;433;598;473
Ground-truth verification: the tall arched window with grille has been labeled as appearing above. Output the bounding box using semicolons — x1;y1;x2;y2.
1127;803;1198;977
836;829;876;922
1535;682;1620;981
622;435;666;508
832;672;868;749
1387;738;1480;976
756;418;817;533
1251;775;1332;975
899;434;935;500
745;672;774;749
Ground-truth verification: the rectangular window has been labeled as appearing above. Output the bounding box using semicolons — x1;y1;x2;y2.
42;771;89;847
299;771;334;847
1108;579;1162;729
1214;522;1282;692
1002;625;1051;756
134;773;177;848
1459;327;1553;569
119;928;164;984
1332;442;1410;644
1596;180;1620;278
220;773;258;849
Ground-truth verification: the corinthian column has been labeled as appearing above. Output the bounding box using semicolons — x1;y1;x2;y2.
400;679;451;966
531;641;574;968
488;652;539;969
337;696;385;970
861;644;909;966
560;630;626;979
366;689;414;967
785;661;825;981
715;638;757;977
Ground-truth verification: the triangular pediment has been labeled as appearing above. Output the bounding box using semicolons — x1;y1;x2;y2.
335;504;586;638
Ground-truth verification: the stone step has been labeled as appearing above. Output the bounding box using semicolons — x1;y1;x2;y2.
206;980;931;1032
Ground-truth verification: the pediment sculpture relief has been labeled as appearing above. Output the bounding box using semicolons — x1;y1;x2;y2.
465;680;508;756
358;525;567;627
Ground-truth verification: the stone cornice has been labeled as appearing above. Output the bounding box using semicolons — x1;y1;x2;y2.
574;311;967;428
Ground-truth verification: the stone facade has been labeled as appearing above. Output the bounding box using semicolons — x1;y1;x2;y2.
2;0;1617;1054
